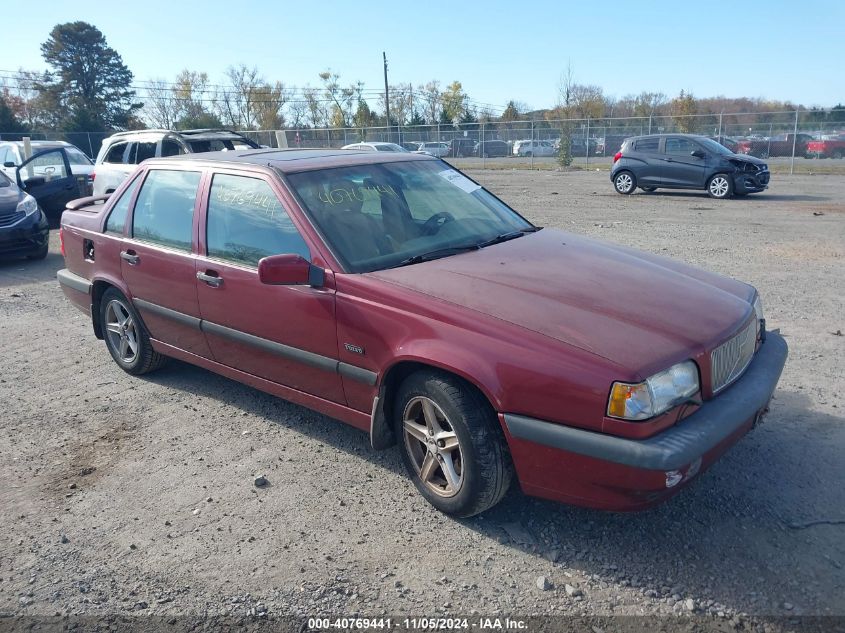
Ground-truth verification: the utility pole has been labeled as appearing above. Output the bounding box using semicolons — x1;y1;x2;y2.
383;52;390;142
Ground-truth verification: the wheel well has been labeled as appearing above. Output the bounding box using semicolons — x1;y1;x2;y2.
372;360;497;450
91;280;113;339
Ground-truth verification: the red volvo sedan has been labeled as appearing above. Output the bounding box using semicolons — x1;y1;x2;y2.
57;149;787;517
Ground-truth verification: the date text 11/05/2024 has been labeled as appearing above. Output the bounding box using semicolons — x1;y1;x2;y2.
307;617;528;630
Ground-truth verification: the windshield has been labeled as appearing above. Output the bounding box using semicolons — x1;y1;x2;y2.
698;138;733;155
287;160;535;273
66;147;93;165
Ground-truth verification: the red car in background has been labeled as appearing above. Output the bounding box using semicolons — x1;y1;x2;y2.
57;150;787;516
807;134;845;159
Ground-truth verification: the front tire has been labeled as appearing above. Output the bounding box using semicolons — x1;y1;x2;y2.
100;288;167;375
395;370;512;517
707;173;733;199
613;170;637;194
27;243;49;260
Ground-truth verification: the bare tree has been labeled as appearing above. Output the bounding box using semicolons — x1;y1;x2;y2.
144;78;179;128
216;65;263;129
418;81;442;124
319;70;355;128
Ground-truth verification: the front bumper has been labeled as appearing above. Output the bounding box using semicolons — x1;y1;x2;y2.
733;168;770;194
503;331;788;510
0;210;49;258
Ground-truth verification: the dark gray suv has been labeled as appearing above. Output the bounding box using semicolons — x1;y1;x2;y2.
610;134;770;199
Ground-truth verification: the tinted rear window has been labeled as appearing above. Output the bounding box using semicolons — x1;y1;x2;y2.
635;138;660;151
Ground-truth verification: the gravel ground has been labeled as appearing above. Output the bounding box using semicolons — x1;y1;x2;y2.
0;170;843;629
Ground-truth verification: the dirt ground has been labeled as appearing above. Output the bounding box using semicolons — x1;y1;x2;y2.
1;170;843;628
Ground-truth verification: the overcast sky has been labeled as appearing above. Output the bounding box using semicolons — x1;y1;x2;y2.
6;0;844;112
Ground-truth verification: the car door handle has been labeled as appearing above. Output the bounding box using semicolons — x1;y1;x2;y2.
197;270;223;288
120;250;139;265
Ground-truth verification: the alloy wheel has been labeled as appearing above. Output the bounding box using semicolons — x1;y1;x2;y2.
104;299;139;364
402;396;463;498
709;176;730;198
615;173;634;193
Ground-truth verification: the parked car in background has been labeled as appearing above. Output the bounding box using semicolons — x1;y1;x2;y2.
93;129;260;196
0;170;50;260
611;134;770;199
513;140;555;157
806;134;845;159
734;133;813;158
57;148;786;516
474;140;509;157
1;140;94;193
341;142;408;153
414;142;449;157
447;138;476;158
709;136;740;154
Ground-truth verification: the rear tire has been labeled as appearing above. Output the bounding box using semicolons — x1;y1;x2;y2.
100;287;167;375
707;173;733;199
833;150;844;159
394;370;512;517
613;170;637;194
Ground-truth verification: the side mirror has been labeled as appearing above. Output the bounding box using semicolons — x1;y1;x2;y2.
3;161;15;168
691;149;706;159
258;254;324;287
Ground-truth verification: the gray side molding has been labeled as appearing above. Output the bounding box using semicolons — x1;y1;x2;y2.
57;269;92;295
504;332;788;471
134;298;201;330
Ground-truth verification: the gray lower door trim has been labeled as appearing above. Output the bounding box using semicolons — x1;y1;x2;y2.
338;362;378;386
133;299;377;385
134;298;201;330
504;331;788;471
57;269;92;295
201;320;338;375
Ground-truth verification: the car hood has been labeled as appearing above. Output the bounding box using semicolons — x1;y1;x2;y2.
0;183;23;213
726;152;766;166
370;229;754;377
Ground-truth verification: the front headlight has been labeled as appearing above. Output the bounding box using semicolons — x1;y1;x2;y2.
753;294;764;340
607;361;700;421
16;194;38;217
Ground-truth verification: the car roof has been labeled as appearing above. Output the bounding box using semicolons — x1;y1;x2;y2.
627;133;709;141
3;140;73;147
146;147;437;173
104;129;250;142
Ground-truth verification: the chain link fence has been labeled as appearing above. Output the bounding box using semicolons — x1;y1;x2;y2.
3;111;844;174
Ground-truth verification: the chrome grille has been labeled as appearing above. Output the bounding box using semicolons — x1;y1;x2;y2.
0;209;24;227
711;319;758;393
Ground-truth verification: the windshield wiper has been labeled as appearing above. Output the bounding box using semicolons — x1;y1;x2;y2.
476;227;540;248
390;228;540;269
392;244;481;268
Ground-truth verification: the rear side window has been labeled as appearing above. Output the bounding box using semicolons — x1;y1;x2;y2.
635;138;660;152
206;174;310;266
104;175;141;235
161;140;184;157
135;142;156;163
104;142;128;164
132;170;201;251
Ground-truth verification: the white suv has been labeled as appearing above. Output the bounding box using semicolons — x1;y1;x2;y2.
92;129;259;195
512;139;556;157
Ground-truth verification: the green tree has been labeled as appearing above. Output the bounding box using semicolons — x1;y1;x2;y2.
501;100;521;122
671;90;697;132
40;22;141;131
0;93;28;136
440;81;467;125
